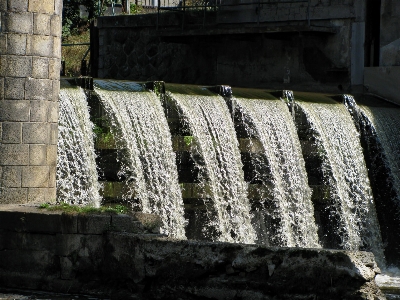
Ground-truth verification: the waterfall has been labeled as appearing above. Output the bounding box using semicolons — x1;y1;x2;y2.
344;95;400;267
296;100;385;266
57;82;101;206
56;79;395;271
94;80;186;239
234;98;320;248
169;92;256;244
358;106;400;202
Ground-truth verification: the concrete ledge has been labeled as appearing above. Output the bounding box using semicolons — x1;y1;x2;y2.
0;204;161;234
0;205;386;299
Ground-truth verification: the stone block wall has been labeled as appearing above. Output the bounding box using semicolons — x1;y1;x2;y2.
96;1;358;92
0;0;62;204
0;205;163;295
0;205;387;300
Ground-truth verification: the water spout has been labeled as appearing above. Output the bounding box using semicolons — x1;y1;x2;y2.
57;82;101;207
295;98;385;266
94;80;186;239
234;97;320;248
168;91;256;244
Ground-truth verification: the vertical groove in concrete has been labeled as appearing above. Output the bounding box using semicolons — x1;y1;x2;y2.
0;0;62;204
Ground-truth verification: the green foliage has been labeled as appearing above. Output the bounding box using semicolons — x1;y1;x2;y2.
62;1;81;38
93;120;114;146
109;204;128;214
61;29;90;76
39;203;51;209
38;202;129;215
93;124;104;136
130;3;142;14
184;136;193;146
100;132;114;145
62;0;114;39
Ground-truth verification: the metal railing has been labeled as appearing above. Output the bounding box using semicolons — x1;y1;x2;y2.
136;0;178;7
61;43;91;76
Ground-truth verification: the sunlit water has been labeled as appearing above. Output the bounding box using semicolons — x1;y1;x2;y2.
94;80;186;239
376;267;400;299
169;92;256;244
352;103;400;294
358;105;400;204
235;98;320;248
296;101;385;266
57;84;101;206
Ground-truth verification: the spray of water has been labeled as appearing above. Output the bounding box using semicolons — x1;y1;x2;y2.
235;98;320;248
94;80;186;239
358;105;400;203
344;95;400;269
296;100;385;265
169;92;256;244
57;84;101;207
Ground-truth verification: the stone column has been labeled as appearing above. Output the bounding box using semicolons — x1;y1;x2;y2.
0;0;62;203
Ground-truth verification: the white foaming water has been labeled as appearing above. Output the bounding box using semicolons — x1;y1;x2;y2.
358;106;400;203
94;80;186;239
235;98;320;248
57;84;101;206
296;101;385;265
376;267;400;298
169;92;256;244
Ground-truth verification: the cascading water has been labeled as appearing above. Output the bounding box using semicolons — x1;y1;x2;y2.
168;91;256;244
344;95;400;268
94;80;186;239
357;105;400;203
234;97;320;248
295;99;385;266
57;80;396;264
57;82;101;206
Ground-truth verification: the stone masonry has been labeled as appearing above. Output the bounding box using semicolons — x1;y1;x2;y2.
0;205;387;300
0;0;62;203
96;0;359;92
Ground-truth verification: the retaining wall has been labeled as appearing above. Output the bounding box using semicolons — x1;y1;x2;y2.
0;205;386;299
96;0;363;92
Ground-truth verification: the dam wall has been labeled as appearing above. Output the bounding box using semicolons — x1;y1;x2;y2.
0;0;62;204
95;0;365;92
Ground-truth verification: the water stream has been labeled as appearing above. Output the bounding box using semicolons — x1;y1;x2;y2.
94;80;186;239
344;97;400;290
295;100;385;266
57;83;101;206
168;92;256;244
358;105;400;205
234;97;320;248
56;81;398;276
